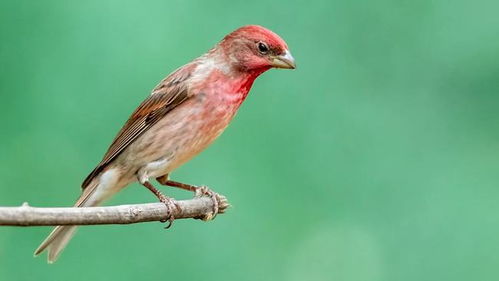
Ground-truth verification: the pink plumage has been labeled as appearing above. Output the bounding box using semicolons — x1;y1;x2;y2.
34;25;295;263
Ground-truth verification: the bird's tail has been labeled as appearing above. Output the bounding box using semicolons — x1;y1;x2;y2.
34;225;77;263
34;169;121;263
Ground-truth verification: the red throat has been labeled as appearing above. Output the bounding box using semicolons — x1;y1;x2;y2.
204;67;270;105
235;67;270;95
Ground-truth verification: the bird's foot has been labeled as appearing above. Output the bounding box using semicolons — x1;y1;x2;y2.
141;180;181;228
194;186;222;221
157;193;181;228
156;177;229;220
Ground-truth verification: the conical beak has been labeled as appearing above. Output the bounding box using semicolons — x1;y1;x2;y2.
271;50;296;69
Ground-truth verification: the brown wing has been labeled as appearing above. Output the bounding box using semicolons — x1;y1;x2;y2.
81;64;195;189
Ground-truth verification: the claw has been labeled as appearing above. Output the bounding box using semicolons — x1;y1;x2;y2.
163;218;174;229
195;186;220;220
157;194;179;228
156;178;223;221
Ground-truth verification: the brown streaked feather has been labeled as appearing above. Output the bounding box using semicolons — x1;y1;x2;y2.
81;64;196;189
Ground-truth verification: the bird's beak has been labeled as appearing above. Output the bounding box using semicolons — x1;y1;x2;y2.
271;50;296;69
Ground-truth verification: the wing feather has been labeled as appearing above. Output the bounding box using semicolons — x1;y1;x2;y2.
81;64;195;189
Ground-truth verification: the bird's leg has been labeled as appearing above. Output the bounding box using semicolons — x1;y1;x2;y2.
156;175;220;220
141;180;180;228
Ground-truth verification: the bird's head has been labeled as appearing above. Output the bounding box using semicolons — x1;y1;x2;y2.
218;25;296;74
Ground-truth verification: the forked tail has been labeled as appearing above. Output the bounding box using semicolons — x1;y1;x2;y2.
34;170;119;263
34;225;78;263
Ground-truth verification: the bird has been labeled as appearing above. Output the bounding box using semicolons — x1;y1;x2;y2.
34;25;295;263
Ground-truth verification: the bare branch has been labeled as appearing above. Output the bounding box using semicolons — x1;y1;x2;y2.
0;195;229;226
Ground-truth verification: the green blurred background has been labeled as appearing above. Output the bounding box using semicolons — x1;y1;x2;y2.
1;0;499;280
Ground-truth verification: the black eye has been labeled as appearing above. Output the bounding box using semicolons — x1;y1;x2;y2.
257;42;269;54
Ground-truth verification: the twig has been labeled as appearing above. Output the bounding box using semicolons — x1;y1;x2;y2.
0;195;229;226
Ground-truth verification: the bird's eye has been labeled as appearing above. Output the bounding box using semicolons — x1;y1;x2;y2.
257;42;269;54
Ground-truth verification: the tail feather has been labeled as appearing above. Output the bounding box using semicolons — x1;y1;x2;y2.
34;172;115;263
34;225;77;263
48;226;77;262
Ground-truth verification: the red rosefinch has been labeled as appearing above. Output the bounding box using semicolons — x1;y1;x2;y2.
34;25;295;262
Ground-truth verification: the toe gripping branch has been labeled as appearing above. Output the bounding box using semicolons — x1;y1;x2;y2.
193;185;228;221
143;180;229;227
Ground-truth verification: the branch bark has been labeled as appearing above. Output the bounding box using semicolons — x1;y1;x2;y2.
0;195;229;226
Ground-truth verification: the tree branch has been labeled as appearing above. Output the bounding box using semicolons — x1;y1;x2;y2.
0;195;229;226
